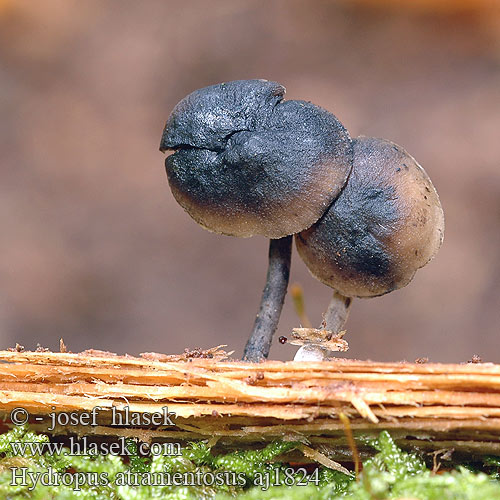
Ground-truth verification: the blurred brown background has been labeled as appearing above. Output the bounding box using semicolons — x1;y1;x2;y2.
1;0;499;362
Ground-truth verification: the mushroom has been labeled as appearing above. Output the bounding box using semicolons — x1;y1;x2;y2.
294;136;445;360
160;80;353;361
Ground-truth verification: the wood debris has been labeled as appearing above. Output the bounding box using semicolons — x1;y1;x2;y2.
0;348;499;460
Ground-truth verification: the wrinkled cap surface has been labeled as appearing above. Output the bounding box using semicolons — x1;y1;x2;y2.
160;79;353;238
160;79;285;153
296;137;445;297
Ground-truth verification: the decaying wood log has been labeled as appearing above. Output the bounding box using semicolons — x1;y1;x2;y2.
0;347;499;462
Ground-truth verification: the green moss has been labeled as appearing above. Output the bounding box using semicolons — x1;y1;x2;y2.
1;426;500;499
345;432;500;500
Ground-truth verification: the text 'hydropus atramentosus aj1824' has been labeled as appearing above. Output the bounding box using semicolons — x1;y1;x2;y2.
160;80;444;362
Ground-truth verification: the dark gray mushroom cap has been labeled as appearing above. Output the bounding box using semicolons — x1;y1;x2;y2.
160;80;353;238
296;136;445;298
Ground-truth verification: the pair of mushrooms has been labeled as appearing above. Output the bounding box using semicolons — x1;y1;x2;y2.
160;80;444;362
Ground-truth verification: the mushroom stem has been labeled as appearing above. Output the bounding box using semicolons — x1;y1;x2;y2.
322;290;352;332
294;291;352;361
243;236;293;361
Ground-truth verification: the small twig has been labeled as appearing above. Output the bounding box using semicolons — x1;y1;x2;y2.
301;444;352;475
293;290;351;361
59;338;67;353
290;283;312;328
339;412;361;480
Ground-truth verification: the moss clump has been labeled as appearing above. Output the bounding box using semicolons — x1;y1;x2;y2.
345;432;500;500
1;426;500;499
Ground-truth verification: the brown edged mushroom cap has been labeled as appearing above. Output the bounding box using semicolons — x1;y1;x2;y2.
160;80;353;238
295;136;445;298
